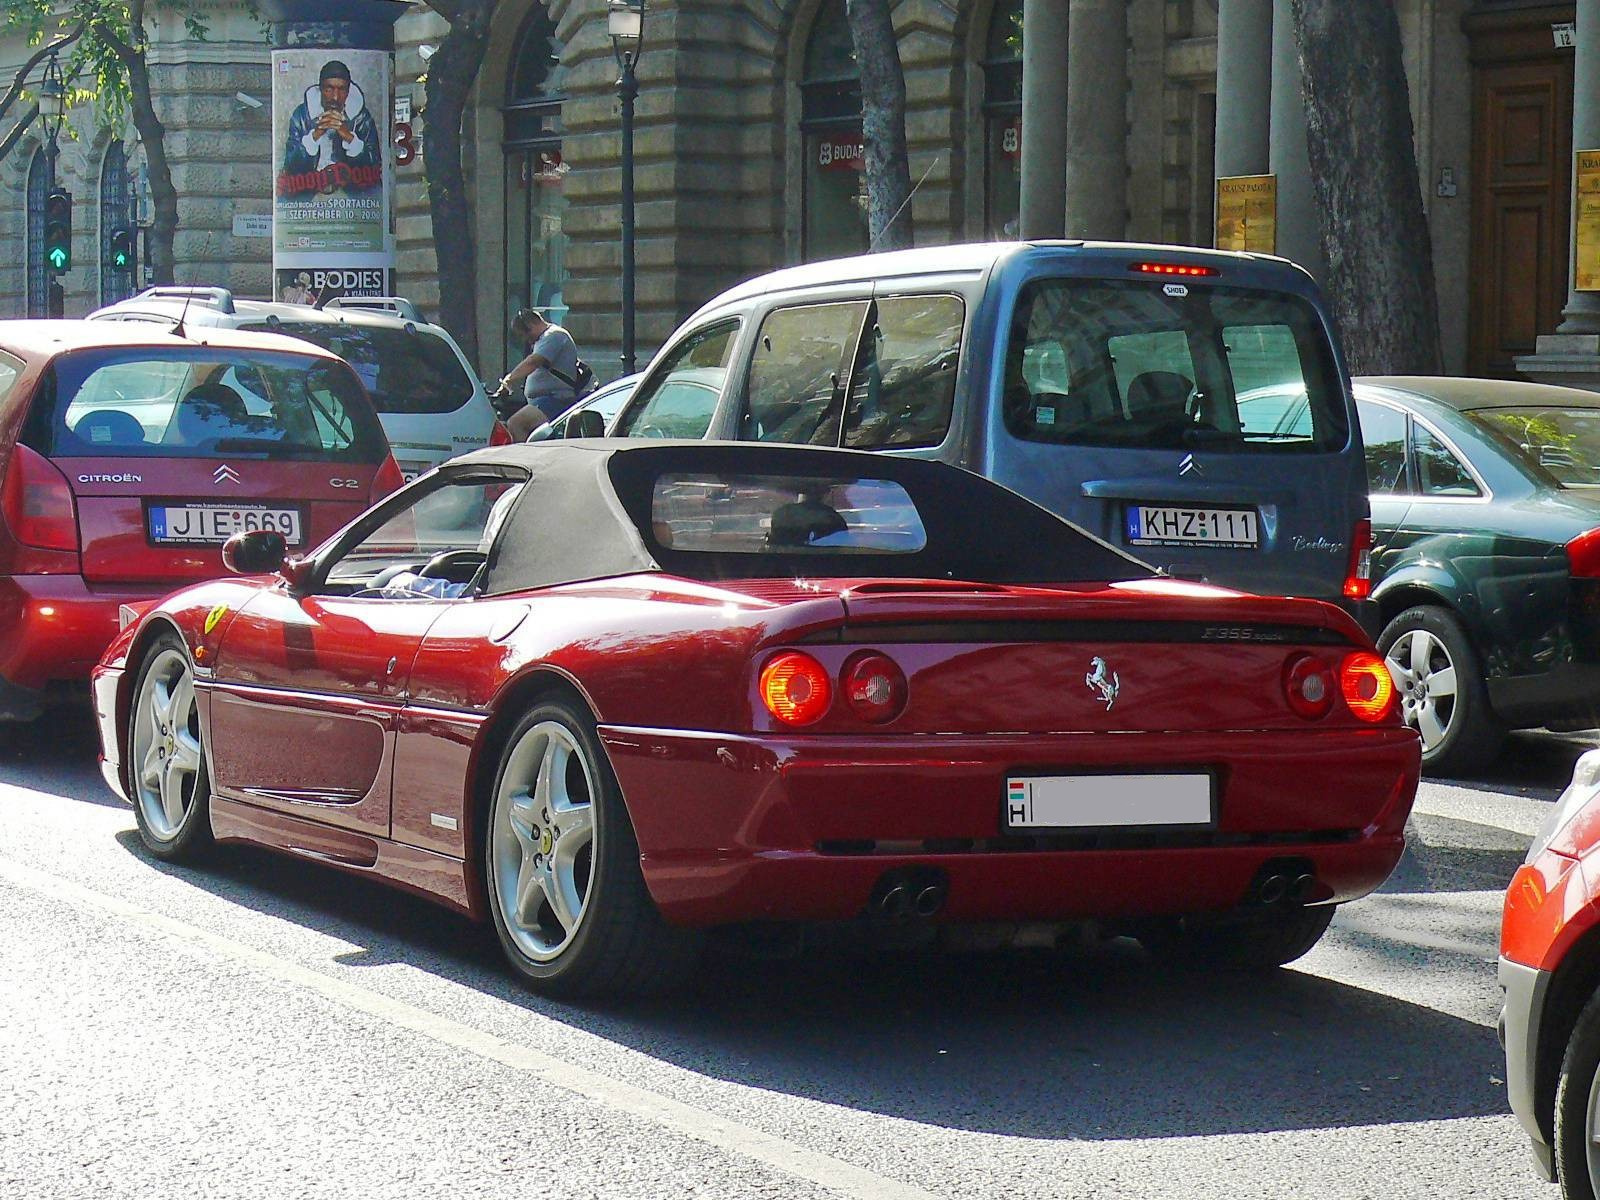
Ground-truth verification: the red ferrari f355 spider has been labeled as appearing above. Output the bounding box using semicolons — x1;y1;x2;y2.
93;442;1420;998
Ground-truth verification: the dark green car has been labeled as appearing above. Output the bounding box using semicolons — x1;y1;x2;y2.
1352;377;1600;774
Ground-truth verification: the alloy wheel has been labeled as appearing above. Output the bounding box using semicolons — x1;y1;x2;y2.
1383;628;1459;752
131;648;203;841
490;720;597;963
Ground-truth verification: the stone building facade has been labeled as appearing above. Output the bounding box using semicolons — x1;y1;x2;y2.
0;0;1594;384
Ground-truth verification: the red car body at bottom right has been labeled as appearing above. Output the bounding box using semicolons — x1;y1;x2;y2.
1501;749;1600;1196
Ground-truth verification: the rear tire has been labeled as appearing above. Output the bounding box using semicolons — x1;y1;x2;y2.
483;699;699;1000
1378;605;1503;776
1143;905;1335;971
128;632;214;863
1554;986;1600;1200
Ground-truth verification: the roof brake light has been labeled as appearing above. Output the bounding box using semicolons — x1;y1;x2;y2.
1132;263;1221;278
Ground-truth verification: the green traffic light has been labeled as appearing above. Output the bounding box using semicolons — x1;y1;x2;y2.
47;247;67;270
112;251;129;268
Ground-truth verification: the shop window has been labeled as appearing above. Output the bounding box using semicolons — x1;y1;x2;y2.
502;4;568;368
801;0;868;260
26;149;48;318
983;0;1023;239
100;143;137;305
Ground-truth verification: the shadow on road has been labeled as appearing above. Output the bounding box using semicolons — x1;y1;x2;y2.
0;708;120;809
110;824;1510;1145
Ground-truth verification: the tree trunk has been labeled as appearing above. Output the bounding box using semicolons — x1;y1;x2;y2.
96;4;177;286
846;0;914;251
422;0;495;369
1292;0;1441;374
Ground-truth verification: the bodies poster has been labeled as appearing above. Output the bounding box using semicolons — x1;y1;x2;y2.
272;48;392;301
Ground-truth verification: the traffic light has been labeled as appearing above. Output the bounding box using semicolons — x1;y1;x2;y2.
43;189;71;274
109;227;133;271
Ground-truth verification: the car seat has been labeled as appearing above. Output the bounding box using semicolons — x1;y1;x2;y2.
171;383;249;447
72;409;146;449
1125;371;1195;425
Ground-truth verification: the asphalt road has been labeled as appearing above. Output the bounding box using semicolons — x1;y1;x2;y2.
0;714;1586;1200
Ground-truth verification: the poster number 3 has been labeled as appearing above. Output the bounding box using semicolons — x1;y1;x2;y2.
394;122;416;166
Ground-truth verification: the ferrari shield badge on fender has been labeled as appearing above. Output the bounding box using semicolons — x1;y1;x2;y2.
204;603;229;635
1085;656;1120;711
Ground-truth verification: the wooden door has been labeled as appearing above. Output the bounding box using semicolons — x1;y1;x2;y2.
1468;12;1575;377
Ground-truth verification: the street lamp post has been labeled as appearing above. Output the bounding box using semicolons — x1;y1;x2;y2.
609;0;645;376
38;53;67;318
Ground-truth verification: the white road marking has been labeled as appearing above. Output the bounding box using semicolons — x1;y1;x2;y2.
0;854;942;1200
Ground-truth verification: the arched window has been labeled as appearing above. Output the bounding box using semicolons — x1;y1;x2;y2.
800;0;867;260
26;149;49;317
502;4;568;365
100;143;137;304
983;0;1024;239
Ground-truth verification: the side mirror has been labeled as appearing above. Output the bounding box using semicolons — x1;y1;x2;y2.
222;529;287;574
525;420;555;443
566;408;606;439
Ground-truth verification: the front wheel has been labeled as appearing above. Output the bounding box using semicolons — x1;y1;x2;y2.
128;632;214;862
1142;905;1335;971
1378;605;1503;776
1555;987;1600;1199
483;700;698;1000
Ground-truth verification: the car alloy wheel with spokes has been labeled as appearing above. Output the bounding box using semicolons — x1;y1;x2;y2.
490;719;596;962
482;699;699;999
1376;604;1502;776
1384;627;1458;752
129;633;214;861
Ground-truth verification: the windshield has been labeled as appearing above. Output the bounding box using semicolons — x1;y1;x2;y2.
1468;407;1600;487
1003;279;1348;453
35;346;387;462
241;321;473;415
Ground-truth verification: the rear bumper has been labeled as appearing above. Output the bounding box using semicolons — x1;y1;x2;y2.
0;576;157;719
601;724;1420;926
1500;955;1556;1182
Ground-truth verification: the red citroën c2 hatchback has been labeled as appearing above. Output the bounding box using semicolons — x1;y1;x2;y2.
0;320;401;720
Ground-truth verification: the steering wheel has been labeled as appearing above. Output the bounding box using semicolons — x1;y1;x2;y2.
417;548;487;581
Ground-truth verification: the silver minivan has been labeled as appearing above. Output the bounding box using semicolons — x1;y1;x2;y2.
90;289;503;480
610;242;1372;613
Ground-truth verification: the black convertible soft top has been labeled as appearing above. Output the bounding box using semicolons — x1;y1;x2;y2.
457;440;1154;597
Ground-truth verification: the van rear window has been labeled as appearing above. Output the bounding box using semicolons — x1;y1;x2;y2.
240;322;473;415
34;346;387;462
1003;279;1348;453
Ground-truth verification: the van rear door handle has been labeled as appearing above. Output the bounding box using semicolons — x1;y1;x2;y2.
1080;477;1294;506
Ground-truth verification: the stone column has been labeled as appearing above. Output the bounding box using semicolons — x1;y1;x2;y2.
1215;0;1273;179
1063;0;1127;239
1020;0;1068;239
1268;0;1323;277
1561;0;1600;333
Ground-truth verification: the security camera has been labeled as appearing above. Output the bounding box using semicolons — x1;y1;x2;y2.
234;92;264;110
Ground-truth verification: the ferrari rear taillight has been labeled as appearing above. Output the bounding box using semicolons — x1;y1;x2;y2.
1343;519;1373;600
1568;528;1600;578
1283;653;1335;720
371;453;405;503
842;652;908;724
2;445;78;552
759;651;832;725
1340;651;1395;722
489;420;515;447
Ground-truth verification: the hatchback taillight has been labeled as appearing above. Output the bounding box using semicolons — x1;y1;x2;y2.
371;453;405;502
842;652;908;724
489;420;515;447
1283;653;1335;720
1343;519;1373;600
2;445;78;552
